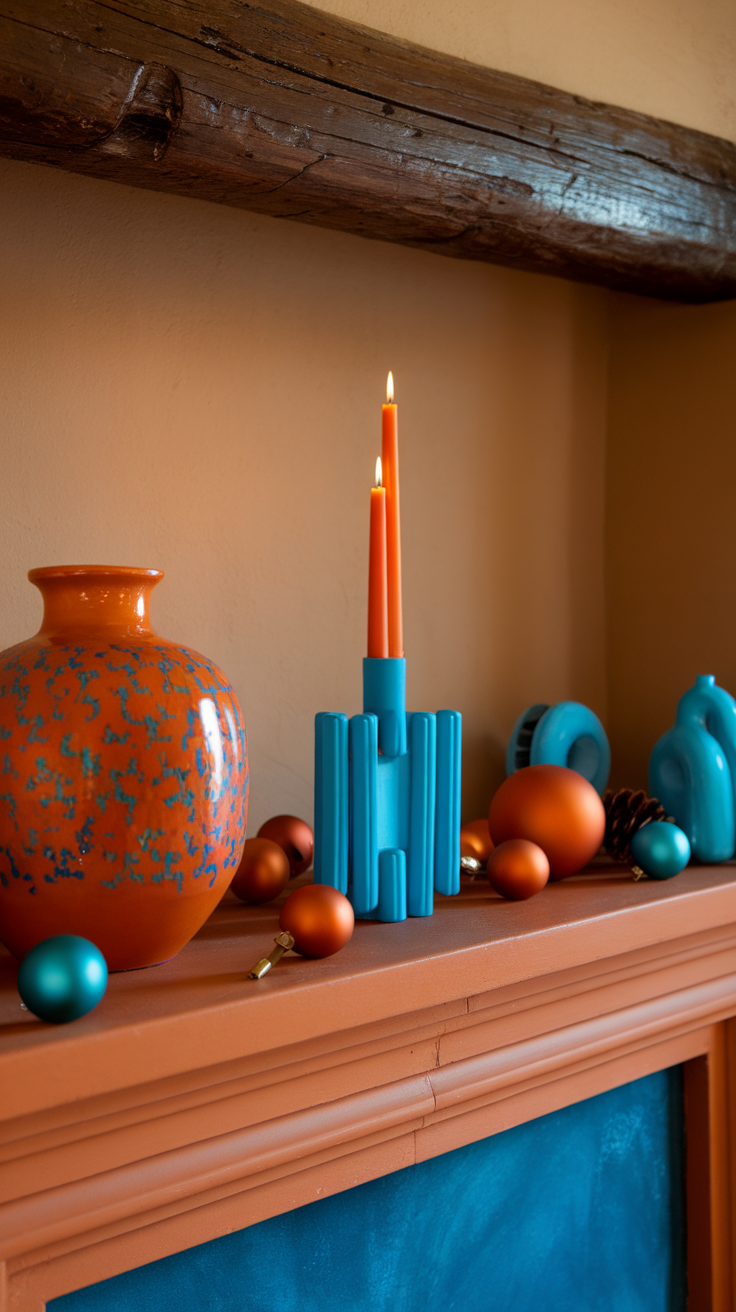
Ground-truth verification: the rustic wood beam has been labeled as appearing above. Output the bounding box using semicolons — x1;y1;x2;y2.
2;0;736;301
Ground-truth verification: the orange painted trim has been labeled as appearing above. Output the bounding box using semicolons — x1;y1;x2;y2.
3;866;736;1310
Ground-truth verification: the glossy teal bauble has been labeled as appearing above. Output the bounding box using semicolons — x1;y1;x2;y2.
18;935;108;1023
630;821;691;880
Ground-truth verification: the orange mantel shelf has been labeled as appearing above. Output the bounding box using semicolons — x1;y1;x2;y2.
3;863;736;1312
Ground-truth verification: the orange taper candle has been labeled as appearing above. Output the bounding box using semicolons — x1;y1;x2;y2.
368;457;389;658
382;371;404;657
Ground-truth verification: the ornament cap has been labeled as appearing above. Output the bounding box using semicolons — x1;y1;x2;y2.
247;931;295;980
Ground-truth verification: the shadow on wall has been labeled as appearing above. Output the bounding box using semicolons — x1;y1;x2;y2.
50;1067;685;1312
606;297;736;792
481;276;608;810
408;271;609;818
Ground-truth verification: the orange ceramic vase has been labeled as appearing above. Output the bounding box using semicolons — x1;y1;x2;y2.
0;567;248;970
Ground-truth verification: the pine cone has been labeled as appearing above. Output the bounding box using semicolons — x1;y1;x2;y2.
603;788;668;862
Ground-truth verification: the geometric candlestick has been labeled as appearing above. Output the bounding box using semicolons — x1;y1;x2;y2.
314;657;461;921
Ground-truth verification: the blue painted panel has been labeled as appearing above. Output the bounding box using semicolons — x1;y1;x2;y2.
52;1068;685;1312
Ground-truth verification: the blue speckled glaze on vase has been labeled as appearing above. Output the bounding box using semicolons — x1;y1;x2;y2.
0;566;248;971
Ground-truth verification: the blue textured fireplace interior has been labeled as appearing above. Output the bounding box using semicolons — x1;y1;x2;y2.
52;1067;686;1312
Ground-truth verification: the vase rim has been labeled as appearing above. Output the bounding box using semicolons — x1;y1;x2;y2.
29;566;165;638
28;565;164;583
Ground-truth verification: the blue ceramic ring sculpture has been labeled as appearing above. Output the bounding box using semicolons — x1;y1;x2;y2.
506;701;611;796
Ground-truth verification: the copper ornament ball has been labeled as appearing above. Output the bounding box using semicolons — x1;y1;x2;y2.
489;764;605;879
231;838;290;905
279;883;354;958
257;814;314;876
460;818;494;864
487;839;550;900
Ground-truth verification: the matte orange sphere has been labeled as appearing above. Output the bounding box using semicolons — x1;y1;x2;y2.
231;838;290;905
487;839;550;900
460;818;494;864
258;815;314;876
280;883;354;958
489;765;605;879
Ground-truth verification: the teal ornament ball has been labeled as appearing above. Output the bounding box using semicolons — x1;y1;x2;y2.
630;821;691;880
18;935;108;1023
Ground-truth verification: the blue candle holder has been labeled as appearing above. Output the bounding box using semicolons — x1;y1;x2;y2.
314;658;461;922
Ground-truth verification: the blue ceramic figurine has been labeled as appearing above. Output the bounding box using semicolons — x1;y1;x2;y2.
649;675;736;864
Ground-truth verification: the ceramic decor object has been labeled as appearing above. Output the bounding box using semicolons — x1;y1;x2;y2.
649;674;736;863
314;657;461;923
506;700;611;796
0;566;248;970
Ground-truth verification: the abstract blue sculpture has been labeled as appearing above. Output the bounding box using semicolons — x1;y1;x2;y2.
314;657;461;922
650;674;736;864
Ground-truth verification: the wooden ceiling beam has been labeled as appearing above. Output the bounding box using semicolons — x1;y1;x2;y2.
2;0;736;301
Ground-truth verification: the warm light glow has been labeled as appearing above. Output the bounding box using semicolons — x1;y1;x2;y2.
386;371;394;404
199;697;224;790
375;456;383;488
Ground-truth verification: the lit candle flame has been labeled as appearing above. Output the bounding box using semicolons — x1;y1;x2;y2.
375;456;383;488
386;371;394;404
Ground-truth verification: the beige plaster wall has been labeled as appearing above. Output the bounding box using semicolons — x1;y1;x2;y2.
606;297;736;792
0;0;730;832
0;158;606;830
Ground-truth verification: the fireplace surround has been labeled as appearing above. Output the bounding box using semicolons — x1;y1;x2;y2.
2;864;736;1309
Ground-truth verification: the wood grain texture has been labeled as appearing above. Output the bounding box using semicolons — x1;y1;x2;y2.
3;865;736;1308
1;1;736;301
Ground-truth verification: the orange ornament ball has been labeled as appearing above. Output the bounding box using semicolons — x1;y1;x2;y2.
487;839;549;900
258;815;314;876
280;884;354;958
488;764;605;879
460;818;494;864
231;838;290;905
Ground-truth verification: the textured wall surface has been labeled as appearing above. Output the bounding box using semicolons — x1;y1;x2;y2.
0;159;607;830
50;1068;686;1312
606;296;736;790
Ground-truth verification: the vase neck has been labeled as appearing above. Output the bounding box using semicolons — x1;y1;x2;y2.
29;566;163;639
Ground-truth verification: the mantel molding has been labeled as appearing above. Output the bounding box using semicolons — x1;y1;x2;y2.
3;866;736;1309
1;1;736;302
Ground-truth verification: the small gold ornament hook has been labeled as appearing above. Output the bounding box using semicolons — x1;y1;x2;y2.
631;865;647;882
248;931;295;979
460;855;484;880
